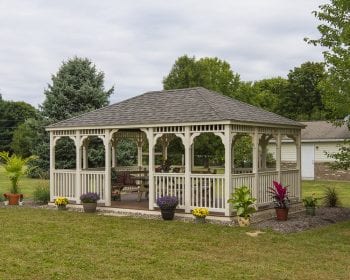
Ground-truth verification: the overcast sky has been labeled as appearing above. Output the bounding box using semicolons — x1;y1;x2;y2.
0;0;325;108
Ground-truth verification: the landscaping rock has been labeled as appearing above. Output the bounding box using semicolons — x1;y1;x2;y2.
254;207;350;233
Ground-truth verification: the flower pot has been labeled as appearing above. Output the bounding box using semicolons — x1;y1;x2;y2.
237;216;251;227
57;205;67;211
305;206;316;216
160;208;175;220
6;193;21;205
83;202;97;213
275;208;289;221
195;216;206;224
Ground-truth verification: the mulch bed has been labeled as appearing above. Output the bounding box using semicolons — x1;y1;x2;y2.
254;207;350;233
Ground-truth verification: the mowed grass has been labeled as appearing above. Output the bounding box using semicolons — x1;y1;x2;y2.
0;208;349;280
302;180;350;207
0;165;47;199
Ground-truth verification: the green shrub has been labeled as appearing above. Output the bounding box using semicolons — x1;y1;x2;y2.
322;187;340;207
33;181;50;204
227;186;256;218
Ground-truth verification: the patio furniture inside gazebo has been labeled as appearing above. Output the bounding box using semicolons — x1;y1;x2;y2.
47;87;304;216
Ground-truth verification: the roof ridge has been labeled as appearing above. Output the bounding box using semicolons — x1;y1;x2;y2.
195;88;226;119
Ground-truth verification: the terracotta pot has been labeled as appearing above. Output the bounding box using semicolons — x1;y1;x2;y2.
237;216;251;227
160;208;175;220
83;202;97;213
275;208;289;221
5;193;21;205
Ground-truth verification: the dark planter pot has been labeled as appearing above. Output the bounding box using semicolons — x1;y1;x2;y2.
5;193;21;205
57;205;67;211
275;208;289;221
83;202;97;213
195;216;206;224
160;208;175;220
305;206;316;216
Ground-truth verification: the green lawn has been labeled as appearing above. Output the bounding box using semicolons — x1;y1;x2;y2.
302;180;350;207
0;208;349;280
0;165;47;199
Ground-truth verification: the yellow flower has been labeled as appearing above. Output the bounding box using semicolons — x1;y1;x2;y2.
54;197;69;206
192;207;209;218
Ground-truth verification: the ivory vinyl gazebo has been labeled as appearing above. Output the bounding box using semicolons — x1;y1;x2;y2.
47;87;304;216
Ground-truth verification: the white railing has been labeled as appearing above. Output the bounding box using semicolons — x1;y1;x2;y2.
154;173;185;209
81;170;106;202
53;170;76;200
258;171;279;204
190;174;225;211
113;166;144;172
281;169;299;198
232;173;255;196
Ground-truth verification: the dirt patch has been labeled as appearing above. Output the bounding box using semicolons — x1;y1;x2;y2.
254;207;350;233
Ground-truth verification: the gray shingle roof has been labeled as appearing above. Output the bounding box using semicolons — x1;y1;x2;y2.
301;121;350;140
48;87;304;129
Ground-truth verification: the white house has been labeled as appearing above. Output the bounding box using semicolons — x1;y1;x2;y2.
269;121;350;180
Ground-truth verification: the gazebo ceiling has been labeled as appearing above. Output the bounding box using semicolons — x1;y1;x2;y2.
48;87;304;129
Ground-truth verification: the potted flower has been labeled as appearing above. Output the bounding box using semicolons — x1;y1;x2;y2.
227;186;256;227
80;192;100;213
270;181;290;221
0;152;35;205
192;207;209;223
55;197;69;210
303;194;318;216
156;195;178;220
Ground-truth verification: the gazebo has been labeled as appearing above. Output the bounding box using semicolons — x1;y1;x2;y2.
47;87;304;216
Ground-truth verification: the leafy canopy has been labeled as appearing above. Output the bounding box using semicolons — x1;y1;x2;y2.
306;0;350;121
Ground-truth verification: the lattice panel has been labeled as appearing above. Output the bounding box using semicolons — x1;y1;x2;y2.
53;130;76;136
154;126;185;133
80;129;105;136
191;124;224;133
231;124;255;133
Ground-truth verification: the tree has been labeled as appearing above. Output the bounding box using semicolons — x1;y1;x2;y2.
29;57;114;177
306;0;350;120
0;99;37;152
41;57;114;121
282;62;327;120
251;77;289;115
163;55;240;97
306;1;350;170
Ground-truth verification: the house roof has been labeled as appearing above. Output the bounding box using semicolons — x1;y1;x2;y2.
301;121;350;140
48;87;304;129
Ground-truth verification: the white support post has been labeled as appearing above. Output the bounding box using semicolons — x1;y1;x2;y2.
111;145;116;168
137;144;143;168
252;129;259;202
276;132;282;182
224;125;233;216
148;128;155;210
191;142;195;170
82;140;88;170
104;130;112;206
184;126;191;213
49;132;55;202
296;132;302;200
75;131;82;204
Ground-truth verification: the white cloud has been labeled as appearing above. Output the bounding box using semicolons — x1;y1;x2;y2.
0;0;325;107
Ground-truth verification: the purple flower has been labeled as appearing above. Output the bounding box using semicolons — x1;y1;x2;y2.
80;192;100;203
156;196;178;210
